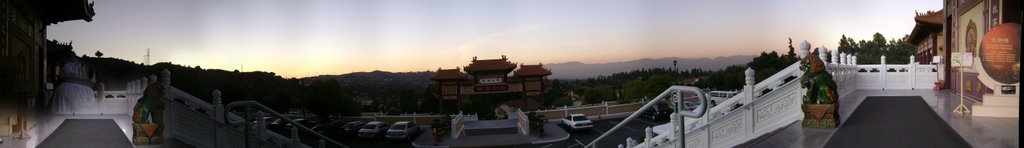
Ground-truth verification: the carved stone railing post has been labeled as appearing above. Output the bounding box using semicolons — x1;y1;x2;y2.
604;101;609;115
645;127;653;148
852;55;857;65
564;105;568;117
744;68;755;102
831;50;839;64
818;46;828;65
910;56;918;90
670;112;679;142
213;90;224;123
626;137;635;148
291;126;300;148
840;53;847;65
254;111;267;139
881;55;887;90
800;41;811;58
211;89;224;147
849;53;855;65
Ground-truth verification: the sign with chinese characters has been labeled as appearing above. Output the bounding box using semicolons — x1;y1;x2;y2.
952;52;973;67
473;85;508;92
979;23;1020;84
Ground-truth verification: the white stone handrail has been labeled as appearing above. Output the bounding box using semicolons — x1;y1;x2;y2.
224;101;348;148
587;86;709;148
624;41;938;148
516;109;530;136
451;111;465;139
156;69;326;148
752;63;803;98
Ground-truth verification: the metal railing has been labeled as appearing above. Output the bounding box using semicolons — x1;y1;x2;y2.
585;85;708;148
224;101;349;148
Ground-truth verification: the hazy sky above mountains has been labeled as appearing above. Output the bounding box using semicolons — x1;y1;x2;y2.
48;0;941;78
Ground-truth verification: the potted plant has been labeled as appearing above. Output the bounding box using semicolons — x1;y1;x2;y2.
431;119;442;145
531;113;546;138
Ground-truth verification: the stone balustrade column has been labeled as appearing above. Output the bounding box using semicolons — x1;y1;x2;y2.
847;55;856;65
291;126;300;148
800;40;811;58
670;112;679;141
255;112;267;137
744;68;755;102
213;89;224;123
831;50;839;64
645;127;653;148
626;137;635;148
818;46;828;65
881;55;887;90
840;53;847;65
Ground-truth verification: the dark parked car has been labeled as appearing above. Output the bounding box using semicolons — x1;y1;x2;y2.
288;118;316;129
312;120;345;136
386;121;420;141
358;122;390;139
642;102;673;121
268;118;289;131
337;121;366;138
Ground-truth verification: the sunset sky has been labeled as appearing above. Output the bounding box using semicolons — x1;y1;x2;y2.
47;0;942;78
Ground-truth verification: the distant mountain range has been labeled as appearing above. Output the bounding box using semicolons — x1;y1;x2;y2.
302;70;435;96
543;55;756;79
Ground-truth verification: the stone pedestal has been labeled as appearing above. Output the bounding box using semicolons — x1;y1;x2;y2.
133;123;161;145
802;104;839;128
972;94;1019;118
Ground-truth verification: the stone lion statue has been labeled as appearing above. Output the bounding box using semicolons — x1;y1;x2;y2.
132;83;165;145
799;55;840;128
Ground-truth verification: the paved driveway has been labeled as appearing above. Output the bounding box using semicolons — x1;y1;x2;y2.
530;116;668;148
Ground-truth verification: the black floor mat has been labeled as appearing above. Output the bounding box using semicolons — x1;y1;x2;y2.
824;96;971;148
38;119;133;148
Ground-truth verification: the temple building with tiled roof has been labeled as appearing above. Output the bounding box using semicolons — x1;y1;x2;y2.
430;55;552;112
909;9;945;65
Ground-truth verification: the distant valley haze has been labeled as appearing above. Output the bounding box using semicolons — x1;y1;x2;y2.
301;55;755;80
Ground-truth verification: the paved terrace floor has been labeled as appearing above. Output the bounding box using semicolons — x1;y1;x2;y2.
752;89;1018;147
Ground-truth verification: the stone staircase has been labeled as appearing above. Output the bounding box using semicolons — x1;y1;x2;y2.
462;120;520;136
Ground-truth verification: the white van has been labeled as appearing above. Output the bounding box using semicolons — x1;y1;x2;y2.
707;91;739;107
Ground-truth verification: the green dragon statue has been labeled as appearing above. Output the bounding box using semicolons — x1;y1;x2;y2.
132;83;165;145
800;55;840;128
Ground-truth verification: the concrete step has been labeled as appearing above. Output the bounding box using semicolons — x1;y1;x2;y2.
464;127;519;136
971;105;1019;118
980;94;1019;107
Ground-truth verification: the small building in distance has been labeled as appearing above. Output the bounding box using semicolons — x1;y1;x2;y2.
430;55;552;113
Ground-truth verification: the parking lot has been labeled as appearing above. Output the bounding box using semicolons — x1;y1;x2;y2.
288;129;423;148
286;115;665;148
529;116;669;148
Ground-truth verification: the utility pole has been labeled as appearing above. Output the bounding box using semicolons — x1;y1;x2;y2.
144;48;151;65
